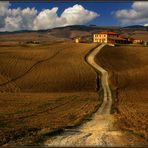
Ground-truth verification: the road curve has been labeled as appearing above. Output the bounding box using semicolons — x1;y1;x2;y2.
44;44;118;146
87;43;112;115
44;44;142;146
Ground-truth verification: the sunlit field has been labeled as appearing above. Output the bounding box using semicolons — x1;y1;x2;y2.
0;42;97;92
0;42;101;145
95;45;148;140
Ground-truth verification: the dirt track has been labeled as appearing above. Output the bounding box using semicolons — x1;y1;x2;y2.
44;43;114;146
87;43;112;114
44;44;147;146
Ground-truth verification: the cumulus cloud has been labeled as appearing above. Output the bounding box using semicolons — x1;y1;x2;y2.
115;1;148;25
0;2;37;31
61;4;99;26
0;2;99;31
144;23;148;26
33;7;67;30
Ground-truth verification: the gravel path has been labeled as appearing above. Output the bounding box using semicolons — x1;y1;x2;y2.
44;44;146;146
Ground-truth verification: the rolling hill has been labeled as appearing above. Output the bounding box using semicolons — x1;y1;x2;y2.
0;25;147;43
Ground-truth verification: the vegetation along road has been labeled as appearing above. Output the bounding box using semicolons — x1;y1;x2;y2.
44;44;146;146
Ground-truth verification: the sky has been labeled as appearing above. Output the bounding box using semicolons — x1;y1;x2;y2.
0;1;148;31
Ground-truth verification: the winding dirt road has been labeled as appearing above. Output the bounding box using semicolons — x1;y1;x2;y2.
44;44;145;146
87;43;112;115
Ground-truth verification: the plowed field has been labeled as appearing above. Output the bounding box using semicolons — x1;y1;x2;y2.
95;45;148;140
0;92;100;146
0;42;100;145
0;42;97;92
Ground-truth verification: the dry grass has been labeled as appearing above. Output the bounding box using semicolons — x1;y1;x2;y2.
131;30;148;42
0;42;97;92
95;45;148;140
117;87;148;139
0;32;69;43
0;42;100;145
0;92;100;146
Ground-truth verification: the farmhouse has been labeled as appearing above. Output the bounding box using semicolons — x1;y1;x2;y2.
75;36;92;43
75;38;80;43
93;31;127;44
75;31;145;45
133;39;143;44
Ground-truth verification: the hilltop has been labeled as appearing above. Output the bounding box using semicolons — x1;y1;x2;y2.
0;25;148;43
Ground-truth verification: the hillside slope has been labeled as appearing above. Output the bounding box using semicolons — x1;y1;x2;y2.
0;25;147;43
95;45;148;140
0;42;97;92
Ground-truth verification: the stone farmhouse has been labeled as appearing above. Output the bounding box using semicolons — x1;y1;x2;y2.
75;31;145;45
93;31;128;44
93;31;144;45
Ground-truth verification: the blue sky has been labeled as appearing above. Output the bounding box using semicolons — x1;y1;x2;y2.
0;1;148;31
10;2;132;26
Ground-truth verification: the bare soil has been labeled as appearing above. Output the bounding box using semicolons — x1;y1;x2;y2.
95;45;148;141
0;42;97;92
0;42;100;145
44;44;147;147
0;92;100;146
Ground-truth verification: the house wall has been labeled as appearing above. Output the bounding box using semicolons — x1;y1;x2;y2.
93;34;108;43
93;33;144;44
133;40;143;44
93;34;119;43
75;38;80;43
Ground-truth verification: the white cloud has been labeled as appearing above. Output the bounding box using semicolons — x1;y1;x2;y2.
115;2;148;25
61;4;99;26
4;16;23;31
144;23;148;26
0;2;99;31
33;7;66;30
0;2;37;31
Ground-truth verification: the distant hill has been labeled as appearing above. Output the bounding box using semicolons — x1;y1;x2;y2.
0;25;121;34
123;25;145;29
0;25;148;42
123;25;148;31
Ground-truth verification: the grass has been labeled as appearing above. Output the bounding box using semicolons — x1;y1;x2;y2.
0;92;100;146
95;44;148;141
0;42;97;92
0;42;102;146
110;86;117;114
123;128;145;139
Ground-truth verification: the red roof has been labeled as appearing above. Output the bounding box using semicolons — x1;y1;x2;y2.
108;37;126;41
95;31;118;35
116;37;126;40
